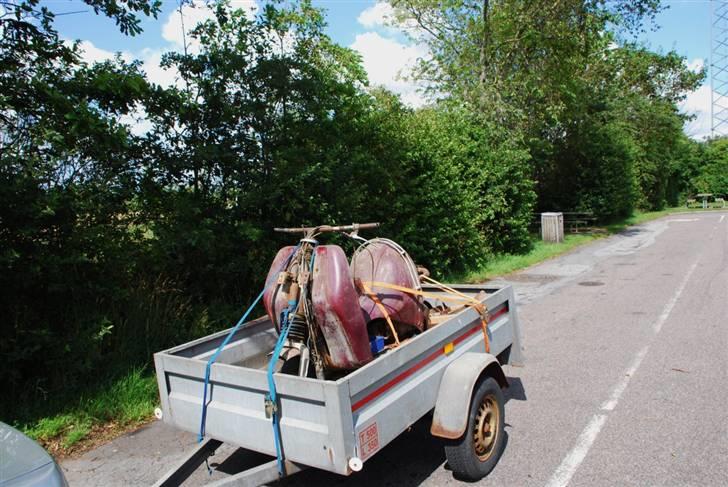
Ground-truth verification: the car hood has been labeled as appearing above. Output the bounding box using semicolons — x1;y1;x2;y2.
0;422;54;484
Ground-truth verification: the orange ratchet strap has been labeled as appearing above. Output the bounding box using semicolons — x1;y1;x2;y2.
359;280;401;346
361;280;490;353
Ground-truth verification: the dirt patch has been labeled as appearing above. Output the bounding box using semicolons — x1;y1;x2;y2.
43;416;155;460
504;273;559;283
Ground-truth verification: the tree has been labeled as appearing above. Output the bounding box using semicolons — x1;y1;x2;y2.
0;0;160;406
137;0;380;302
389;0;702;216
391;1;661;125
692;137;728;196
593;45;704;209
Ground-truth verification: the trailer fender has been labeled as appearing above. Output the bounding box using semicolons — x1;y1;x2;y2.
430;352;508;439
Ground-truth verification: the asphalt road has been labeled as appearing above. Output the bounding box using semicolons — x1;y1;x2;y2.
61;211;728;486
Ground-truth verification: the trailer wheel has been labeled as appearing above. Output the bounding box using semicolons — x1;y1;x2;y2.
444;377;505;481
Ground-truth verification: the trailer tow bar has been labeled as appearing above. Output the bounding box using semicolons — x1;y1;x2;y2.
153;439;221;487
153;439;305;487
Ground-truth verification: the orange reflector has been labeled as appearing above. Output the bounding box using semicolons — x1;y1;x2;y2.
443;342;454;355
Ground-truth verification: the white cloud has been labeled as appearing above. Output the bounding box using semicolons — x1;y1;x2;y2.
71;40;133;65
351;1;427;107
71;39;179;89
139;48;182;89
351;30;429;107
162;2;215;54
357;1;419;33
353;2;432;107
687;57;705;74
681;83;711;140
357;2;395;28
679;57;710;140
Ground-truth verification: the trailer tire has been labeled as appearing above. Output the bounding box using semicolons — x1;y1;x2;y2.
444;377;505;481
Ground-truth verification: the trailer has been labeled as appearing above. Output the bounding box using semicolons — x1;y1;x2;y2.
153;280;523;486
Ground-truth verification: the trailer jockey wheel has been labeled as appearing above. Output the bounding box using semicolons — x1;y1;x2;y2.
444;377;505;481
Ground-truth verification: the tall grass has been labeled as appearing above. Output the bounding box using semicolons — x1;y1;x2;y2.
10;275;238;455
21;368;158;450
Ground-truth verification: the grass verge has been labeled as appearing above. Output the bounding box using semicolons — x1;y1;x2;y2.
19;367;158;458
461;233;601;283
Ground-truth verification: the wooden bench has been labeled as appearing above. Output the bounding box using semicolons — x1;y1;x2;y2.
563;213;597;233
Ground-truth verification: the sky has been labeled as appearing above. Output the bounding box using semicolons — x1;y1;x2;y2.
43;0;714;138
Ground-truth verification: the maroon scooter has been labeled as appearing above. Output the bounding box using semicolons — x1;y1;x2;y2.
263;223;429;379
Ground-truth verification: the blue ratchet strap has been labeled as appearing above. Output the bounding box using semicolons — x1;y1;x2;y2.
267;244;316;477
198;244;300;443
266;300;297;476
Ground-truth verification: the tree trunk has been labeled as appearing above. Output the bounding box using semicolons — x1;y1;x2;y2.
479;0;490;87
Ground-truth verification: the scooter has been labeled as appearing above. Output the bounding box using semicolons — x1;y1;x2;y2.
263;223;428;379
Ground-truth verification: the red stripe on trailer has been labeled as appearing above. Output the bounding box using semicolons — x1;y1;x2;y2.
351;304;509;412
489;305;508;322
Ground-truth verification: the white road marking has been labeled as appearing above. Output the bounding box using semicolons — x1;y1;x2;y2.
668;218;699;222
653;259;699;333
600;346;649;411
720;215;725;223
545;258;701;487
545;414;608;487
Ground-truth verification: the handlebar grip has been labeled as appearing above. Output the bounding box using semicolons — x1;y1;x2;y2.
355;223;380;230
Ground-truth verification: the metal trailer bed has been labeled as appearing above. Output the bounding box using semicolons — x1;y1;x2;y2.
153;283;523;486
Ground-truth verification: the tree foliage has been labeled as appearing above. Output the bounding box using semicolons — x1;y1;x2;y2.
691;138;728;196
1;0;159;401
392;0;703;215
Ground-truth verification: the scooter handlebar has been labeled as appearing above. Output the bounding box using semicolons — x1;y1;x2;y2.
273;223;380;234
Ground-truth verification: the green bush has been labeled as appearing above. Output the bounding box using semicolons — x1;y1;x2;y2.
391;106;534;273
692;138;728;195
